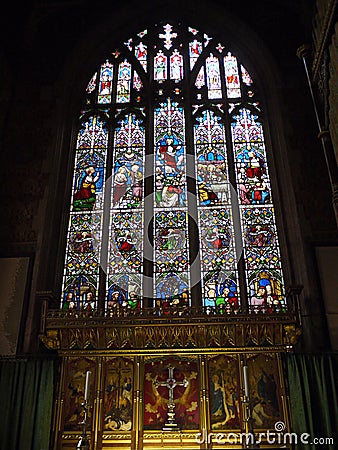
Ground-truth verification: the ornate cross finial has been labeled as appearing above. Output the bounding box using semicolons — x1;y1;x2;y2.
159;24;177;50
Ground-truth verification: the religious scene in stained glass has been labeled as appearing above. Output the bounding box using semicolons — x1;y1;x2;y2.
154;99;190;307
231;108;285;309
106;113;145;311
154;100;187;208
62;116;108;310
62;21;286;315
194;109;239;311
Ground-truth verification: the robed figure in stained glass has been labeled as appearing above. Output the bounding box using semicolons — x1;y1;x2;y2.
73;166;100;211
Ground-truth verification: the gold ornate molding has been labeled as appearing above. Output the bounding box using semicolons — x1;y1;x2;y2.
283;324;302;346
39;329;60;350
40;319;298;351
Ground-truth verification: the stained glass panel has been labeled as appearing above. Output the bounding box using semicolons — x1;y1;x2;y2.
106;113;145;311
206;54;222;99
135;42;147;72
241;65;253;86
98;61;113;104
194;110;239;311
195;66;205;90
224;52;241;98
189;39;202;69
154;50;167;81
86;72;97;93
154;99;190;307
231;108;285;310
170;49;183;81
62;116;108;309
133;71;143;92
117;60;131;103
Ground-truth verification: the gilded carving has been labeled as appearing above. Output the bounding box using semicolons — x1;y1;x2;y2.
283;324;302;346
39;329;60;350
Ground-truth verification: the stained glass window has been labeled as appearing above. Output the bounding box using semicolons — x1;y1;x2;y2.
62;21;286;314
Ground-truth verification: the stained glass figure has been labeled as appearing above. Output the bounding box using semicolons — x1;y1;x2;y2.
154;50;167;81
135;42;147;72
189;39;202;69
155;272;189;310
206;54;222;99
194;111;228;206
154;100;187;208
112;114;144;209
224;52;241;98
117;60;132;103
170;49;183;81
231;108;285;309
98;60;113;104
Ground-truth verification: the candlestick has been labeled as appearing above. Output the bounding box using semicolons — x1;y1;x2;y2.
84;370;91;402
243;365;249;398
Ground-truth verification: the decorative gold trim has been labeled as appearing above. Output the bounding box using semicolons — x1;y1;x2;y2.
283;324;302;346
38;329;60;350
41;319;295;351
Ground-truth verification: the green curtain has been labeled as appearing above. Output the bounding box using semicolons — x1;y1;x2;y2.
0;358;55;450
285;353;338;450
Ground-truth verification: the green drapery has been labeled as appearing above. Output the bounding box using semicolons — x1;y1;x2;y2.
0;358;55;450
285;353;338;450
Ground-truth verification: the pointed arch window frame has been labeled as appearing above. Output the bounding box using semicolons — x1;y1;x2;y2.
60;20;287;315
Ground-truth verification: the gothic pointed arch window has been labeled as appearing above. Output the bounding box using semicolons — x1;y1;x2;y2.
61;21;286;314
